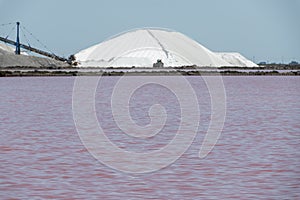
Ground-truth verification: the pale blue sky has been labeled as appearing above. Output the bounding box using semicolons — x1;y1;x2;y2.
0;0;299;63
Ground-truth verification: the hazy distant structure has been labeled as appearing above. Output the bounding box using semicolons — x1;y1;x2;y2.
75;28;246;68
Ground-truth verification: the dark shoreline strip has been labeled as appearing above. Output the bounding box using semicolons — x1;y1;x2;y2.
1;70;299;77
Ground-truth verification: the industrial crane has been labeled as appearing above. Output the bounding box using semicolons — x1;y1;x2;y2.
0;22;75;65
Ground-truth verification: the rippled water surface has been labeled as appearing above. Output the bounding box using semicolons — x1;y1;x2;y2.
1;76;299;199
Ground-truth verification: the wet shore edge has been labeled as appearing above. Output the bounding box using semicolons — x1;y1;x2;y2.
1;65;300;77
1;70;300;77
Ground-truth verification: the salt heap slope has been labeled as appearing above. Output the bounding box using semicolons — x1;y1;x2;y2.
75;29;231;67
0;43;15;55
216;52;258;67
0;43;69;68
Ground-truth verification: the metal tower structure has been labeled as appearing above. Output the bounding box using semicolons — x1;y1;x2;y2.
15;22;21;55
0;21;75;64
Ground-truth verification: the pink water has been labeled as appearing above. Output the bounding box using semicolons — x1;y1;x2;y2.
0;76;299;199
